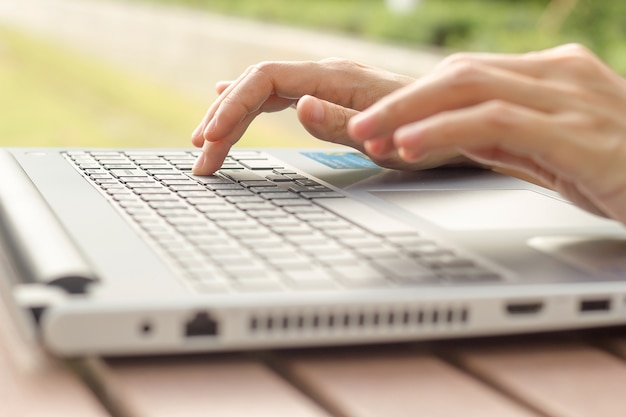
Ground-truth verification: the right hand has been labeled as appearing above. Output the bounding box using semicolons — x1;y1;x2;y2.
191;59;468;175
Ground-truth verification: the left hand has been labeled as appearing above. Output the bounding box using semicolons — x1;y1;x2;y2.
348;44;626;225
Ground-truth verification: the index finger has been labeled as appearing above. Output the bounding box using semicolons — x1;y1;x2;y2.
192;61;347;145
192;59;411;146
347;58;574;142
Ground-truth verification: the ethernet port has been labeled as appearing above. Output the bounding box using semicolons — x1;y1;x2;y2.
185;311;219;337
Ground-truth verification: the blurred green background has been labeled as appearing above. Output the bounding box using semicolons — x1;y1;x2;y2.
2;0;626;148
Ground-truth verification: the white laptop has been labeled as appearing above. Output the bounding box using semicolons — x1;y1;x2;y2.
1;146;625;357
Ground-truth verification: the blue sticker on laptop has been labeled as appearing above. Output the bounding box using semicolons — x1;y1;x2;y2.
301;152;378;169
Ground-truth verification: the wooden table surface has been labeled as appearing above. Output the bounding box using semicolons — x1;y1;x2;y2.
4;296;626;417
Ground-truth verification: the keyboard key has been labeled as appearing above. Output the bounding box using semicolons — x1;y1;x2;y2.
258;192;299;200
444;268;502;283
372;257;438;283
127;182;166;189
283;277;338;290
168;185;207;192
330;265;389;288
185;197;219;206
240;159;283;170
186;174;232;185
271;199;314;207
234;202;276;211
216;189;254;197
266;256;312;270
110;169;149;178
153;174;187;181
301;191;345;199
265;174;293;182
313;251;362;266
178;191;216;198
207;183;246;191
224;195;265;204
352;245;400;258
246;209;286;219
148;201;188;209
282;267;337;287
133;188;171;195
141;194;179;202
203;211;248;221
222;170;267;183
253;246;301;259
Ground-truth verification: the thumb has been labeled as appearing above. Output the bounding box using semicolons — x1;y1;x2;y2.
296;95;358;145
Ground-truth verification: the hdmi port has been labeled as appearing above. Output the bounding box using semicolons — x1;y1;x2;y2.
580;299;611;313
506;301;544;315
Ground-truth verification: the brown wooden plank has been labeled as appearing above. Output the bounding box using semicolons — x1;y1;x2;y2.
600;335;626;358
272;346;538;417
0;296;109;417
448;339;626;417
101;355;331;417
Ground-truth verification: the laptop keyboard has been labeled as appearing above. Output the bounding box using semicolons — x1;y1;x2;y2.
64;150;501;293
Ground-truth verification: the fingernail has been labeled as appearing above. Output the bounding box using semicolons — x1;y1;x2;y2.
192;152;206;174
192;123;203;139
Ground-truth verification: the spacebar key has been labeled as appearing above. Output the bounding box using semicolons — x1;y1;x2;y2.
313;197;416;235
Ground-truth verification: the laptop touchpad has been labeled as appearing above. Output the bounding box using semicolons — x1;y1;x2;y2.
372;190;617;230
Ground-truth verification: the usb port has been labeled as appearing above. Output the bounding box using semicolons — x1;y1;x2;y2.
506;301;544;315
579;299;611;313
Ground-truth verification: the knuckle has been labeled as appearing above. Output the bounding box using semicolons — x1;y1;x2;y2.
220;93;251;115
480;100;518;129
320;57;364;72
319;56;345;65
548;44;601;75
248;61;274;73
246;61;283;83
320;57;354;66
438;52;476;69
441;59;488;90
556;42;593;57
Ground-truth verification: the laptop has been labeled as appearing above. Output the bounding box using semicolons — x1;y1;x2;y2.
1;146;625;357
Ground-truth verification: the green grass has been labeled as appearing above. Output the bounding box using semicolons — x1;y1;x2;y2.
0;26;305;148
0;26;207;147
5;1;626;150
133;0;626;74
135;0;553;51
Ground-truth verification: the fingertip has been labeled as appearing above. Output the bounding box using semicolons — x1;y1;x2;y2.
347;112;375;141
364;137;395;159
393;123;423;148
191;151;210;175
216;80;231;94
397;146;421;162
394;128;425;162
297;95;324;125
192;140;233;176
191;123;205;146
191;134;204;148
201;118;218;142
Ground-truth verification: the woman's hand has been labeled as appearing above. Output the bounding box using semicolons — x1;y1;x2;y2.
349;44;626;224
191;59;468;175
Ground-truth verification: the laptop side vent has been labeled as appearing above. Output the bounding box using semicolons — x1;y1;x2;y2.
248;305;469;336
